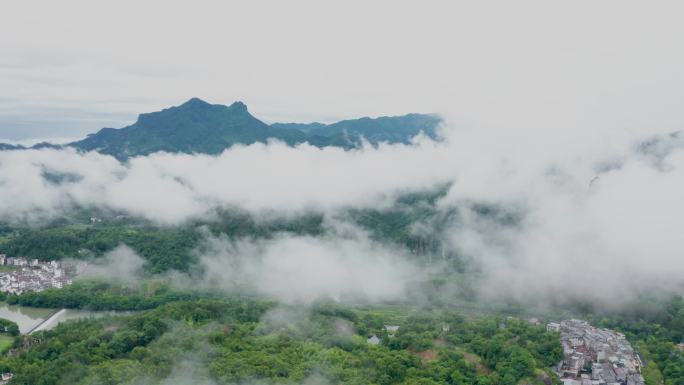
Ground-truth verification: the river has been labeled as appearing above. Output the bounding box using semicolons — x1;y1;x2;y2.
0;302;134;334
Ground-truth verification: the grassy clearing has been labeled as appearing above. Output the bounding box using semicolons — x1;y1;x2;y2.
0;335;13;353
354;304;411;324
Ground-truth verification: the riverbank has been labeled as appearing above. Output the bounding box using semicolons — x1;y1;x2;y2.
0;302;54;334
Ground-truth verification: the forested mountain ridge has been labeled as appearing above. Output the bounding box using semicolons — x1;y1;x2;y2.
68;98;308;158
0;98;442;159
271;112;442;145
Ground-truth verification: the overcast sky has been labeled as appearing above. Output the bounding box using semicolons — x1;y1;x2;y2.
1;0;684;141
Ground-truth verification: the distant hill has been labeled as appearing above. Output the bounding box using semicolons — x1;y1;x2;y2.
637;130;683;164
1;98;442;159
272;113;441;147
0;143;22;151
68;98;311;158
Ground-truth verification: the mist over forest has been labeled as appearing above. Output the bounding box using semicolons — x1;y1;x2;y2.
3;1;684;384
1;121;683;308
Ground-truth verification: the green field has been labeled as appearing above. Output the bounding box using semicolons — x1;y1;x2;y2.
0;335;13;353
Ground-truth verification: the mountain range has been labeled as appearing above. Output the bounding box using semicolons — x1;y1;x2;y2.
1;98;442;159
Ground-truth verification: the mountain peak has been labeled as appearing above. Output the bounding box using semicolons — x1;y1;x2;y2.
180;97;210;108
229;101;248;112
177;98;249;114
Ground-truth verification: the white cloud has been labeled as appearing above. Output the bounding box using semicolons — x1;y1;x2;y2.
444;145;684;305
80;245;147;283
1;97;684;306
0;136;455;223
197;233;421;304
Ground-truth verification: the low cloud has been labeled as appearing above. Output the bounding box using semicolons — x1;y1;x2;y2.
78;229;423;305
0;136;452;224
79;245;146;284
445;146;684;306
3;124;684;307
196;232;422;304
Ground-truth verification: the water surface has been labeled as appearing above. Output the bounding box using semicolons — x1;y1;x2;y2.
0;302;56;333
0;302;135;334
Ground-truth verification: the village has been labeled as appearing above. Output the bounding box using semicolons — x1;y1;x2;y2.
548;319;646;385
0;254;82;295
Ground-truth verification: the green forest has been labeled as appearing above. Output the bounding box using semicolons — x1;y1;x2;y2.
1;279;682;384
0;189;461;274
0;195;682;384
0;299;562;385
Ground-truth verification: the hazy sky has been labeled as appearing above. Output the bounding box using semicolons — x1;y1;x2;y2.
1;0;683;141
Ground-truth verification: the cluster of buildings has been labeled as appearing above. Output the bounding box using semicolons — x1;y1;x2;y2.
0;254;81;294
367;324;401;345
549;319;645;385
0;372;12;384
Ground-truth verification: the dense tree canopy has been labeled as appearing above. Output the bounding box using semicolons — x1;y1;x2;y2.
0;300;561;385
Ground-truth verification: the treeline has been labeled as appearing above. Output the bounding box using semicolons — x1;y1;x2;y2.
0;300;561;385
3;281;205;311
0;210;324;273
0;225;200;273
0;188;514;275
